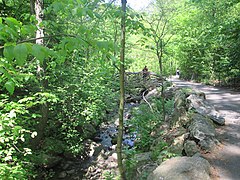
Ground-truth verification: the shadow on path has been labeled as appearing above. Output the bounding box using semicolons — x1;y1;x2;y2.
170;77;240;180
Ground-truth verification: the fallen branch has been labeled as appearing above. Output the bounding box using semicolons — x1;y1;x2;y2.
142;89;154;112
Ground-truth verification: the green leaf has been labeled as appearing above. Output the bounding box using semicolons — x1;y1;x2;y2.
0;17;2;24
65;39;77;51
0;31;8;42
31;44;47;63
3;43;15;62
4;81;15;95
94;12;101;18
14;44;28;66
76;7;86;17
21;25;36;35
86;9;94;18
52;2;64;12
13;126;22;135
5;17;21;28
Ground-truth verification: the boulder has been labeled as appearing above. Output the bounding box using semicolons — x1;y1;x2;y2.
187;94;225;125
78;123;97;139
188;113;217;151
168;134;185;155
136;163;158;179
198;138;219;151
184;140;200;157
174;90;187;114
58;171;67;179
90;142;103;157
169;90;189;126
147;156;211;180
134;152;153;167
145;88;160;100
33;153;62;168
164;86;179;100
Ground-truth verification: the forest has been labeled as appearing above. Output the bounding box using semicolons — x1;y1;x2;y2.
0;0;240;179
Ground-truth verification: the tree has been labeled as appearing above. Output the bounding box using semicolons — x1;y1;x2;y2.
31;0;50;148
172;0;240;85
0;0;120;178
117;0;127;179
141;0;178;120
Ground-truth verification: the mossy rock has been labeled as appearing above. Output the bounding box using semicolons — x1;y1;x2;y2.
31;153;62;168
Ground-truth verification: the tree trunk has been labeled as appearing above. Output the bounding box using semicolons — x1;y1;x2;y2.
35;0;44;45
30;0;35;14
32;0;49;148
156;40;166;121
117;0;126;179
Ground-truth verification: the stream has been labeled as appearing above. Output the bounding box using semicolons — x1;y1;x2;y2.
52;102;139;180
98;102;138;149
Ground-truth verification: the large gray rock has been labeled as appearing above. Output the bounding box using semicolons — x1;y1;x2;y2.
136;163;158;179
147;156;211;180
187;94;225;125
174;90;187;114
134;152;152;166
33;153;62;168
145;88;160;100
170;90;189;126
76;123;97;139
189;113;217;151
168;134;186;155
164;86;179;100
184;140;200;157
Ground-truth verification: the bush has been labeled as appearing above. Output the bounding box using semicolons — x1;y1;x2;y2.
0;94;37;179
128;97;174;151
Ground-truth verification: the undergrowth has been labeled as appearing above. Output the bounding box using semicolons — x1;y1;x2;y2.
124;97;175;179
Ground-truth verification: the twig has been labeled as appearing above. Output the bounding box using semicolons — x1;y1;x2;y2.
142;89;154;112
12;144;24;154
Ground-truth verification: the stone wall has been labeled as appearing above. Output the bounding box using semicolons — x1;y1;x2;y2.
137;87;225;179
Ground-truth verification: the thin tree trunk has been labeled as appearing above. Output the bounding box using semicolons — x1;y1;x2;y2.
35;0;44;45
30;0;35;14
156;40;166;121
117;0;126;179
32;0;49;148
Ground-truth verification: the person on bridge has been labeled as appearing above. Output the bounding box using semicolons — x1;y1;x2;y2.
142;66;149;78
176;68;180;76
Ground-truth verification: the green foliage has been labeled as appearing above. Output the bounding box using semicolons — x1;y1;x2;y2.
0;0;239;178
170;0;240;83
124;97;174;178
1;1;121;177
47;49;116;155
0;94;38;179
102;171;119;180
4;80;15;95
129;97;174;151
151;141;168;161
124;148;138;179
14;44;28;66
151;139;179;163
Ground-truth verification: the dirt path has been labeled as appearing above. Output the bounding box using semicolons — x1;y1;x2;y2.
171;77;240;180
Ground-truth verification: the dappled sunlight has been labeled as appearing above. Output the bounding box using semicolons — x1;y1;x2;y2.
205;150;240;180
173;78;240;179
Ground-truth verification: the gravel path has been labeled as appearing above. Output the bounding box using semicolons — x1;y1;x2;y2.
171;77;240;180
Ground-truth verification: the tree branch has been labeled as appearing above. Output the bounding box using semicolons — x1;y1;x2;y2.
142;89;154;112
0;33;91;49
